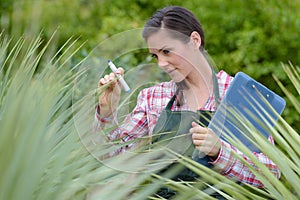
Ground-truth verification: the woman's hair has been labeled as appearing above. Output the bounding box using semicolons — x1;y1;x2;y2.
142;6;205;50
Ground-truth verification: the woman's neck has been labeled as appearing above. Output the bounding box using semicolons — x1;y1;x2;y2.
182;58;214;111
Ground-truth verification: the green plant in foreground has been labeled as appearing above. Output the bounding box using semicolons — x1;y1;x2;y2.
0;33;299;200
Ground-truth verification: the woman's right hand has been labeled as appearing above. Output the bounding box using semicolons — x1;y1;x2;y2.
97;68;124;117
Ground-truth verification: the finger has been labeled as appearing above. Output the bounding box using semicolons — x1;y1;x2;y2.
190;124;207;134
102;74;110;83
99;78;109;87
190;122;199;133
193;139;204;146
98;73;115;85
109;72;115;78
115;67;124;76
107;73;116;81
98;78;105;86
109;73;118;83
192;133;206;140
191;121;198;127
98;67;124;86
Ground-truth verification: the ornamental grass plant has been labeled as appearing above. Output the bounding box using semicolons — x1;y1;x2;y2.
0;31;299;200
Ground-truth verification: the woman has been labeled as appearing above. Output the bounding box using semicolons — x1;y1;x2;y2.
94;6;280;191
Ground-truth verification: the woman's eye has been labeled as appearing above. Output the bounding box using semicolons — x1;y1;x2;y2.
151;54;158;59
162;49;170;54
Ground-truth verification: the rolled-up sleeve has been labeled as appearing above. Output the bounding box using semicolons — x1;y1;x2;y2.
211;136;280;188
94;90;150;155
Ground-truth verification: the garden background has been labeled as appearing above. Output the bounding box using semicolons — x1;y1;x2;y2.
0;0;299;199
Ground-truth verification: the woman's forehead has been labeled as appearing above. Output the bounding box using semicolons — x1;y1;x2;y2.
147;29;184;50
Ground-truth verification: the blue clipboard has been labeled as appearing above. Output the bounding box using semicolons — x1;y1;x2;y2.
193;72;286;160
209;72;286;152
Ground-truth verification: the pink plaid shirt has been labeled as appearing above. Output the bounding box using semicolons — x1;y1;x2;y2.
94;70;280;187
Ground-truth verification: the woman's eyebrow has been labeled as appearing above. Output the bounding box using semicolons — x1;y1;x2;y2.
149;45;172;54
158;45;167;52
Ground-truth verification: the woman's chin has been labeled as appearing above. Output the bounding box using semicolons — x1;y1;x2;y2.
170;74;185;83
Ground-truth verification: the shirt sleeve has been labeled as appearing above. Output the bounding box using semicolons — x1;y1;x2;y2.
210;136;280;188
93;90;150;155
93;104;117;131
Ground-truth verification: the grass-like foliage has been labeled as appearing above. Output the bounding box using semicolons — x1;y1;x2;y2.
0;33;299;200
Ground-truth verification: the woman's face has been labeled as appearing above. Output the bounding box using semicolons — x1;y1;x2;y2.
147;29;198;83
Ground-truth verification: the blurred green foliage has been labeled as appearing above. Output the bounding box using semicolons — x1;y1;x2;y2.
1;0;299;131
1;1;300;199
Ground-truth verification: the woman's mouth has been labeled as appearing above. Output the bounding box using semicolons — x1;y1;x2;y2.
166;69;175;74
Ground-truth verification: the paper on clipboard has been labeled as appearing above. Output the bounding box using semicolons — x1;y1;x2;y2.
193;72;286;159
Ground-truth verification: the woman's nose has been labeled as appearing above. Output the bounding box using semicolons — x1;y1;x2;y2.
157;56;168;68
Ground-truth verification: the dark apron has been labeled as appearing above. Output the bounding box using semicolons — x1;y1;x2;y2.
152;71;221;198
152;92;214;169
152;89;213;178
151;92;214;198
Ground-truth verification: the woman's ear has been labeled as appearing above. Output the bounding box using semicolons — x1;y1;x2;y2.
190;31;201;49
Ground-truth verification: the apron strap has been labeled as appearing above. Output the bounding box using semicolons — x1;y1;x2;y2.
212;67;220;106
165;88;180;110
203;49;221;107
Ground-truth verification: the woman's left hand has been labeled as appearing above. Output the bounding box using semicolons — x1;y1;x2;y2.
190;122;221;159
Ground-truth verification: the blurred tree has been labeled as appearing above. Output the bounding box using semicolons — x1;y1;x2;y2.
1;0;299;130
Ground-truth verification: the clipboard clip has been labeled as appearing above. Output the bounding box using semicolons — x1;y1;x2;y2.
247;80;274;101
